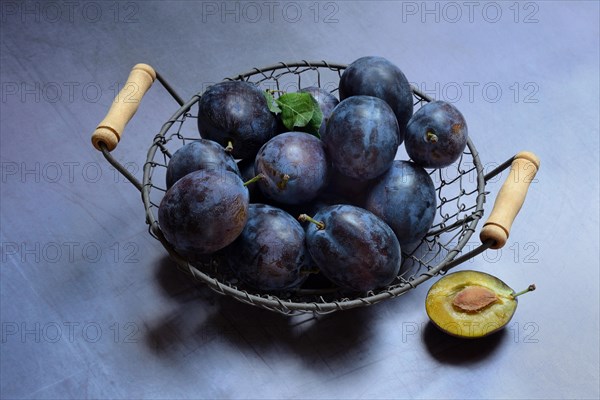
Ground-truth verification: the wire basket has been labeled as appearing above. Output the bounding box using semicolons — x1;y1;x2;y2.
92;61;540;315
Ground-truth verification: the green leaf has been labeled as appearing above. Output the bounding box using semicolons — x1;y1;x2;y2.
277;93;314;129
305;96;323;138
263;91;281;114
275;92;322;137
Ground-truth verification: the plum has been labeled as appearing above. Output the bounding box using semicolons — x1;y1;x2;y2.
322;95;399;181
365;160;436;246
300;204;401;292
298;86;339;136
339;56;413;141
255;131;329;205
158;169;249;255
197;81;278;160
426;270;535;338
227;204;313;291
166;139;240;189
322;168;373;207
405;100;468;169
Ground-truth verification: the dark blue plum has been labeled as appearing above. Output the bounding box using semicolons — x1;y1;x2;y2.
158;170;249;255
365;160;436;247
166;139;240;189
322;95;399;181
299;86;339;136
302;204;401;292
339;56;413;141
227;204;313;291
197;81;278;160
405;101;468;169
255;131;329;205
322;168;373;207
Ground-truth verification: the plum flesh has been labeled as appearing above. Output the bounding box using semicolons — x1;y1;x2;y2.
426;270;520;338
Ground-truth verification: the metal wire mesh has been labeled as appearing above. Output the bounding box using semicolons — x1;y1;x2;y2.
140;61;486;315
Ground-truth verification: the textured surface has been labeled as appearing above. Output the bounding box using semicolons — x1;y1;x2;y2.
1;2;599;399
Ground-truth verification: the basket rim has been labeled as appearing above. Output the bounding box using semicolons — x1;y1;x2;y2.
141;61;487;315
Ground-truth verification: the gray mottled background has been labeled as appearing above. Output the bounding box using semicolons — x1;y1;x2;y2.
1;1;599;399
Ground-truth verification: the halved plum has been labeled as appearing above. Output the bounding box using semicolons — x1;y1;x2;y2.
425;270;535;339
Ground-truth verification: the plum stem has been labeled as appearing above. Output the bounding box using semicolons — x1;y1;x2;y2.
243;174;265;186
298;214;325;230
277;174;290;190
512;284;536;299
426;130;438;143
225;141;234;153
300;268;320;275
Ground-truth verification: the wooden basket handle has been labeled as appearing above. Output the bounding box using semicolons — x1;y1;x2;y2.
91;63;156;152
480;151;540;249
